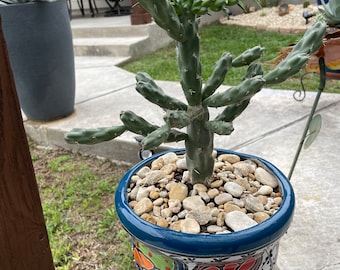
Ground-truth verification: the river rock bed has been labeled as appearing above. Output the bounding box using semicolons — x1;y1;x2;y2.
127;151;283;234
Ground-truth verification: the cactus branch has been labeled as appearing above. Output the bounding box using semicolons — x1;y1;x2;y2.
120;111;158;136
203;76;265;108
177;20;202;106
202;52;232;100
138;0;186;42
65;126;126;144
185;105;214;183
214;99;250;122
142;124;171;150
136;72;188;111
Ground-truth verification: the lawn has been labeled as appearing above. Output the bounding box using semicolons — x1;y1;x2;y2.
30;142;134;270
120;23;340;94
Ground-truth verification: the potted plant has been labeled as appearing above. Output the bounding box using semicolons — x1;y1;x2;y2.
65;0;326;269
0;0;75;121
306;0;340;79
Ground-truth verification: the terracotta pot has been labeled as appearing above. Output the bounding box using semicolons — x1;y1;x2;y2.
115;149;295;270
306;29;340;80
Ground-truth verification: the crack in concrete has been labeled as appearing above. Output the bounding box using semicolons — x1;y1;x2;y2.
230;98;340;151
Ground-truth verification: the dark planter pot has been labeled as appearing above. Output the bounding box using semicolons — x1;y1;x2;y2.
130;0;152;25
0;0;75;121
115;149;295;270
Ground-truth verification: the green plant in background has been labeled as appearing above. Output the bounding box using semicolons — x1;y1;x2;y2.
65;0;326;186
303;1;310;9
318;0;340;27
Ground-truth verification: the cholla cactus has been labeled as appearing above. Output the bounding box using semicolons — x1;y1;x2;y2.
65;0;326;185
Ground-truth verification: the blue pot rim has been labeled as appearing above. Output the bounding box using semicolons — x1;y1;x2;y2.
115;148;295;257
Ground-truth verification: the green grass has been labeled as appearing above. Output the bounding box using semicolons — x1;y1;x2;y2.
120;24;340;93
31;144;134;270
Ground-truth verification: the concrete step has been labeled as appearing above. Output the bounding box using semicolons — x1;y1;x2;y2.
73;36;148;57
72;25;149;38
71;17;172;60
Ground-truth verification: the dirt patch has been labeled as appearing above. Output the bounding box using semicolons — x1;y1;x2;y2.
30;142;134;270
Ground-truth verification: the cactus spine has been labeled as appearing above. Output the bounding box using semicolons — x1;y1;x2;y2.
65;0;326;185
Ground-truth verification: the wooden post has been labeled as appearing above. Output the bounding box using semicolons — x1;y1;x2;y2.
0;18;54;269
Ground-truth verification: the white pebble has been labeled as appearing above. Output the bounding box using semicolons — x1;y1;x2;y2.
162;152;178;164
168;199;182;214
245;196;265;212
255;167;278;188
161;208;173;218
136;166;151;178
207;188;219;199
218;154;241;164
133;198;153;216
176;158;187;170
256;185;273;196
182;195;205;211
193;183;208;193
144;170;164;185
214;193;233;205
186;206;212;225
224;182;244;198
169;183;188;201
177;209;189;219
136;187;150;201
225;211;258;232
198;191;211;203
207;225;224;233
233;161;252;176
180;218;201;234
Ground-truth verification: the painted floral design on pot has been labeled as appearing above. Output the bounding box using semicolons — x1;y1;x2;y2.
132;238;279;270
133;241;175;270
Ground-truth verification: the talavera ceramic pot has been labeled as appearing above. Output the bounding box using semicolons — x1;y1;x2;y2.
115;149;295;270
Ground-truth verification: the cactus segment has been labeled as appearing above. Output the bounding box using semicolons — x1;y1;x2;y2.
120;111;158;136
138;0;186;42
205;120;234;135
264;52;309;84
164;110;191;129
190;0;238;14
264;22;326;85
202;52;232;100
191;0;208;14
214;99;250;122
64;126;126;144
208;0;227;11
166;129;188;142
290;21;326;55
177;23;202;106
203;75;265;108
142;124;171;150
243;63;264;79
185;106;214;183
232;46;265;67
136;72;188;111
225;0;239;5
